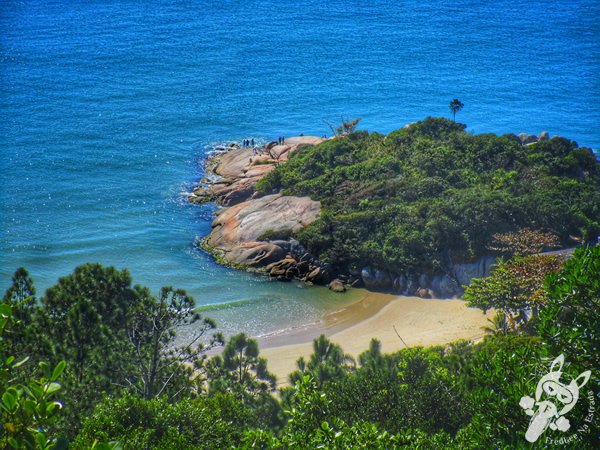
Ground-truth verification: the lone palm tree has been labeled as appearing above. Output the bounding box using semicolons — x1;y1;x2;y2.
449;98;464;122
482;311;510;335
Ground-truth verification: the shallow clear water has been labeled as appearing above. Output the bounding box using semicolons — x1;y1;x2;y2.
1;0;599;337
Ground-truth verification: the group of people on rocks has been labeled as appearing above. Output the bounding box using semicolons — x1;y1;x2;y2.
242;136;290;148
241;138;255;148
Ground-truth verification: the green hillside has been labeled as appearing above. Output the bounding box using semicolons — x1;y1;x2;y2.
258;118;600;274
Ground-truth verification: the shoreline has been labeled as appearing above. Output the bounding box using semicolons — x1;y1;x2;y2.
257;290;397;348
259;293;492;386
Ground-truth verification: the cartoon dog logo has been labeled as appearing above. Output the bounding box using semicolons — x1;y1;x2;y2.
519;354;591;443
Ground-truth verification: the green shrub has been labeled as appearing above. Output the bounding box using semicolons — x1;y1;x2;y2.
257;228;294;241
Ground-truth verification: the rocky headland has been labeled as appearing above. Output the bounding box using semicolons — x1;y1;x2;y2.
190;135;494;298
190;121;595;299
190;136;333;286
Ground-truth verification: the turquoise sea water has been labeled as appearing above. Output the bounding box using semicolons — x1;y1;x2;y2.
1;0;599;337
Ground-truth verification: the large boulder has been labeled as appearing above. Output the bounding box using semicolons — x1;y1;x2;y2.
213;148;254;178
196;136;330;277
328;279;346;293
284;136;326;146
518;133;538;145
306;266;322;283
223;242;287;267
416;288;433;299
206;193;321;257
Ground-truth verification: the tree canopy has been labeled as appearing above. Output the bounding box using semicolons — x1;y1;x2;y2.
257;118;600;277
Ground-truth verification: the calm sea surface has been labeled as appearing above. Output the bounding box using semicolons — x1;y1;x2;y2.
1;0;599;337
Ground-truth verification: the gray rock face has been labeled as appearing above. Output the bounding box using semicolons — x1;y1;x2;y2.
383;255;496;298
418;273;429;289
452;256;495;288
538;131;550;141
393;274;407;293
361;266;392;290
433;274;461;298
518;133;538;145
270;239;307;259
405;275;418;295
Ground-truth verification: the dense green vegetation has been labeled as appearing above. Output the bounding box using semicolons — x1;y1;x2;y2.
257;118;600;275
1;245;598;448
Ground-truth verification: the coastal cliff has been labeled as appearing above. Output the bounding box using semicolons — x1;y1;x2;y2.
192;118;600;298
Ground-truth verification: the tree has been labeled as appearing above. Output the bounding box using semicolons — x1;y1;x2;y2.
323;116;362;137
38;264;142;436
256;118;600;278
537;245;600;370
288;335;355;388
208;333;276;399
464;254;564;330
2;268;37;358
125;286;222;401
0;302;67;449
3;268;36;312
242;375;452;449
481;311;510;335
325;347;470;436
41;264;140;383
74;394;237;450
449;99;464;122
487;228;561;256
451;335;544;448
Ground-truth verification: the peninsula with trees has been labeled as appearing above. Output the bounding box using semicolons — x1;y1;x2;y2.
190;117;600;297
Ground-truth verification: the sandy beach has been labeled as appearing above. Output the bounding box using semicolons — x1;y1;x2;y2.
259;292;492;386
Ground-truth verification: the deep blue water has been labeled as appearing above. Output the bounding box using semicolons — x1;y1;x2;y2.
1;0;599;337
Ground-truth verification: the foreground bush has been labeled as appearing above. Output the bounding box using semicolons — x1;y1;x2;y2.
74;395;241;449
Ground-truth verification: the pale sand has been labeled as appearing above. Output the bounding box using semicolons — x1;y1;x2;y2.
259;293;492;386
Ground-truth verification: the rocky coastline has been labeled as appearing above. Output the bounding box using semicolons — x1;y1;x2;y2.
190;136;496;298
189;137;331;284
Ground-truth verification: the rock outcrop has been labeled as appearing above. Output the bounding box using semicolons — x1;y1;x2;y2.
361;255;496;298
196;136;328;280
206;194;321;251
189;136;325;207
517;131;552;146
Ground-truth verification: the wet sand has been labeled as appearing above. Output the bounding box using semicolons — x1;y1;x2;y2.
259;293;492;386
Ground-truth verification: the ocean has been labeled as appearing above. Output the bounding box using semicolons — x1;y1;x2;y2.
1;0;599;338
